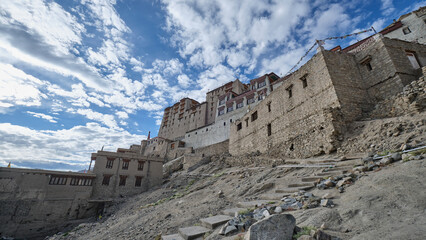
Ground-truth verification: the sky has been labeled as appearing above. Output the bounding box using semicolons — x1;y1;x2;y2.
0;0;424;171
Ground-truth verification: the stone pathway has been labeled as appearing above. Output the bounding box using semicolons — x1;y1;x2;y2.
162;155;362;240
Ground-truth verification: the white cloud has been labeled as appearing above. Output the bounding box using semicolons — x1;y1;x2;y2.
116;111;129;119
26;111;58;123
74;108;120;129
0;0;85;55
177;74;191;88
0;63;47;109
381;0;395;16
0;122;146;171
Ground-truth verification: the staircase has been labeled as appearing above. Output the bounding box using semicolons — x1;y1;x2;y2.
161;155;362;239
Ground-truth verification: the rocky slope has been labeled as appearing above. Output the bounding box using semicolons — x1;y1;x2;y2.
46;76;426;240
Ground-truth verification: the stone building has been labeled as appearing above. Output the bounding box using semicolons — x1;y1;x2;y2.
182;73;279;149
383;6;426;44
0;143;163;239
90;145;163;199
0;168;97;239
229;36;426;158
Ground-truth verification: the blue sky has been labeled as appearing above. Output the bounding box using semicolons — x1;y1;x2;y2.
0;0;424;171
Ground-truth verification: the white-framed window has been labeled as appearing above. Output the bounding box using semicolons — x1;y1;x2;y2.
237;102;244;109
227;106;233;112
218;109;225;116
258;81;266;88
247;98;255;104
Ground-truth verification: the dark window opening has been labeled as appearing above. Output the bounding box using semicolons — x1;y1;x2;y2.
135;176;143;187
245;118;249;127
267;102;271;112
122;160;129;170
251;111;258;122
286;85;293;98
102;175;111;185
290;144;294;151
230;119;232;123
106;158;114;169
366;62;373;71
300;75;308;88
402;27;411;35
267;123;272;136
237;123;242;131
138;161;144;171
49;175;67;185
70;177;92;186
224;122;226;126
206;128;208;131
119;175;127;186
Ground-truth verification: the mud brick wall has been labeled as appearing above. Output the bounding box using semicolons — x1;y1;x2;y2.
229;50;344;158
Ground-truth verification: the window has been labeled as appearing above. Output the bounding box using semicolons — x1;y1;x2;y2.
122;160;129;170
223;122;226;126
227;106;233;112
251;111;258;122
70;177;93;186
366;62;373;71
402;27;411;35
206;128;208;132
135;176;143;187
406;51;420;69
106;158;114;168
102;175;111;185
258;81;266;88
49;175;67;185
247;98;255;104
245;118;249;127
219;99;226;105
119;175;127;186
218;109;225;116
258;94;264;100
286;85;293;98
230;119;232;123
237;123;242;131
267;123;272;136
138;161;144;171
300;75;308;88
237;102;244;109
267;102;271;112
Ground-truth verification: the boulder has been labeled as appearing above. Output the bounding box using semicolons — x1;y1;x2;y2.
391;153;402;161
245;214;296;240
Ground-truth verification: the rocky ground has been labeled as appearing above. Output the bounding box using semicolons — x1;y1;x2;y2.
47;146;426;240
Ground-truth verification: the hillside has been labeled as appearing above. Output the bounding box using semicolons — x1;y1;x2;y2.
44;72;426;240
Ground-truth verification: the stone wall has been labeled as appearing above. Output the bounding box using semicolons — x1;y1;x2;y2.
91;151;163;199
229;50;344;158
353;37;426;103
0;168;97;239
183;140;229;169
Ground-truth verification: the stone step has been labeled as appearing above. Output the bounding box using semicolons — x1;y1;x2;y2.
300;177;322;183
287;183;315;188
162;233;185;240
237;200;274;208
258;192;290;200
178;226;210;240
275;183;315;193
315;171;344;177
222;208;246;217
200;215;233;229
322;166;352;172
